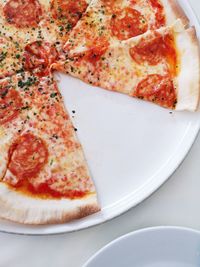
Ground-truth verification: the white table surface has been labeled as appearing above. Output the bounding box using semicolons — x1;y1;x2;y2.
1;1;200;266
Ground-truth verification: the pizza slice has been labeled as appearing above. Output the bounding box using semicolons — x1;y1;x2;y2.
56;20;200;111
63;0;189;56
0;72;99;224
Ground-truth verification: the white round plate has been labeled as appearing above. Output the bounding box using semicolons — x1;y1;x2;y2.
83;226;200;267
0;0;200;234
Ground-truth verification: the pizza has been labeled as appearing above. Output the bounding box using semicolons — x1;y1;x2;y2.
0;72;99;224
63;0;189;56
0;0;199;225
57;20;200;110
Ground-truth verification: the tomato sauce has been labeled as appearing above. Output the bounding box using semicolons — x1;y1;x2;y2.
6;179;88;200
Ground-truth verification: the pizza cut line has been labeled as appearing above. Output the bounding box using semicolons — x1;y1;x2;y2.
0;0;199;225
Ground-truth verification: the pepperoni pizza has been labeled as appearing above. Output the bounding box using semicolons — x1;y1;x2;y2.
0;0;199;225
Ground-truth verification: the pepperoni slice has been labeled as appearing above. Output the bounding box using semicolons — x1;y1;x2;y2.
50;0;88;28
8;133;48;181
0;87;23;125
3;0;42;28
23;41;58;77
130;34;165;65
110;8;148;40
133;74;177;109
130;33;177;75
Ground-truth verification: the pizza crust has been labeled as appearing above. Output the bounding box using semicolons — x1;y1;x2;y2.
0;183;100;224
175;27;200;111
163;0;189;27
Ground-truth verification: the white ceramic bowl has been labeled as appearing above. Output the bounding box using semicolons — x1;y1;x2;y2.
83;227;200;267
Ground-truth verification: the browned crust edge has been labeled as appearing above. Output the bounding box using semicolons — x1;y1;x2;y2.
168;0;189;26
175;26;200;111
42;203;101;225
186;26;200;111
0;200;100;225
187;26;199;45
